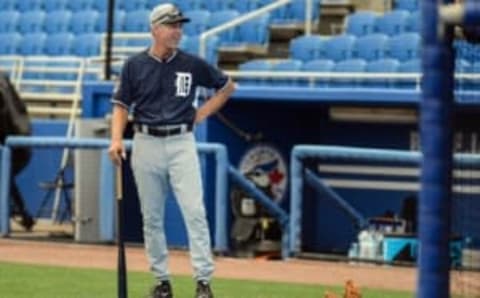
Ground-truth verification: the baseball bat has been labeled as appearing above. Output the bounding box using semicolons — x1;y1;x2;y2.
116;163;128;298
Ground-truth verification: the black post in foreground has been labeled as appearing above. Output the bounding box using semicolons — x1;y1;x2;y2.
116;163;127;298
104;0;115;80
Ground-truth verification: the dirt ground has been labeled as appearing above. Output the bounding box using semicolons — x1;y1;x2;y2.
0;238;418;293
1;220;478;296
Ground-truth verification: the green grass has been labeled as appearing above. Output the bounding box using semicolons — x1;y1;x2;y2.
0;261;412;297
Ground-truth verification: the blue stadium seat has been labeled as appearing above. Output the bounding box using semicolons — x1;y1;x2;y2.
124;9;150;32
375;10;410;36
394;0;418;12
471;61;480;72
44;10;71;34
17;0;42;12
455;59;471;72
332;58;367;88
18;10;46;34
96;10;126;32
0;32;21;54
0;10;20;33
70;10;99;34
68;0;95;11
0;0;16;10
184;10;210;36
388;32;420;61
398;58;420;72
19;32;47;55
178;34;189;49
324;34;356;62
182;35;219;64
94;0;122;12
345;11;377;36
365;58;400;87
43;0;69;12
472;44;480;63
205;0;235;11
45;32;74;55
407;10;420;32
72;33;102;57
366;58;399;73
334;58;367;72
455;40;479;62
123;0;148;11
301;59;335;87
289;35;324;62
270;59;303;86
271;0;321;24
234;15;270;46
353;33;389;61
238;59;273;86
268;5;287;24
209;10;240;45
397;58;420;89
462;61;480;91
234;0;263;13
175;0;205;12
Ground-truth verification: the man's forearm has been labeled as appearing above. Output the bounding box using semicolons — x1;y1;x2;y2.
111;105;129;141
196;79;236;123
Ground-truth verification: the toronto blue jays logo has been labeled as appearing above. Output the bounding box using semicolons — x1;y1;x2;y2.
239;144;288;203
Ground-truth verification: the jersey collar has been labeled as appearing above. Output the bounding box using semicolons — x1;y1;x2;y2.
147;48;178;63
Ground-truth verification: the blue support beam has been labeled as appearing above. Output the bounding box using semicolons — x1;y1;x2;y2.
419;1;455;297
304;169;368;229
228;166;289;258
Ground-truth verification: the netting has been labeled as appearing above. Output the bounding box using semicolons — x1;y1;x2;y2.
450;29;480;297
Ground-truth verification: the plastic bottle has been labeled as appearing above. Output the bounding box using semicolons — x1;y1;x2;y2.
358;229;370;260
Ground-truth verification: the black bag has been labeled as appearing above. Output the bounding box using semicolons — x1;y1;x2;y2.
0;72;32;174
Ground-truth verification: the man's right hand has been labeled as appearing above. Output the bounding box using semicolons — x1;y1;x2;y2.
109;139;126;166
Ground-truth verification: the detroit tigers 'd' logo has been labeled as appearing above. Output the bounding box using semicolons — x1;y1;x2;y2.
175;72;192;97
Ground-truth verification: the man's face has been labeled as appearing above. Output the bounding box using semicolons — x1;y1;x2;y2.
152;22;183;49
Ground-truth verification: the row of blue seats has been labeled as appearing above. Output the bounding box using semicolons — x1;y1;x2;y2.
454;40;480;63
0;0;321;20
0;0;233;12
0;32;220;62
0;0;415;14
392;0;418;12
237;57;477;89
0;9;225;34
290;33;420;63
345;9;420;37
0;9;272;49
0;32;102;57
0;9;121;34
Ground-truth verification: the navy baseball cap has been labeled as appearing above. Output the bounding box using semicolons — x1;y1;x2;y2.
150;4;190;25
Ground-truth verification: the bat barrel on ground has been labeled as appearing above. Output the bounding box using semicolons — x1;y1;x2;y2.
116;163;127;298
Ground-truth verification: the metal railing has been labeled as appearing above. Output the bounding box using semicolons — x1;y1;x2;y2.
100;32;150;58
225;70;480;90
0;55;113;118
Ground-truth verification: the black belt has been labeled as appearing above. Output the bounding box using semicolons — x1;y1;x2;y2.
134;123;192;137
